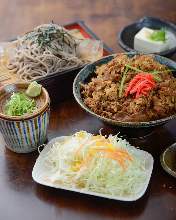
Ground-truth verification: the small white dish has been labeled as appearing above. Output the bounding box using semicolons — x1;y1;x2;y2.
32;136;154;201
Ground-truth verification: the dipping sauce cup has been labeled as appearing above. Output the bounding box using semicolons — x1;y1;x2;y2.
0;83;50;153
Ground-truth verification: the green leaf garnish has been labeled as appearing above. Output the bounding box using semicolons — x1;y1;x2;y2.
149;28;166;42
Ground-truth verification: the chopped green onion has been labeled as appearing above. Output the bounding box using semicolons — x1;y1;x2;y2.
5;92;36;116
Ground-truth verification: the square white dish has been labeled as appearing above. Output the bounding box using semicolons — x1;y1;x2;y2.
32;136;154;202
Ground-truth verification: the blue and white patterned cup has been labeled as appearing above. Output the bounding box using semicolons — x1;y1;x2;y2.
0;83;50;153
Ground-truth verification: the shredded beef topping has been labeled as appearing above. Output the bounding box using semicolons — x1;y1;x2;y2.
81;54;176;122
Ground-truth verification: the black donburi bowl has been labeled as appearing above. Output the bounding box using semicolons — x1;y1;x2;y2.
73;53;176;137
118;16;176;57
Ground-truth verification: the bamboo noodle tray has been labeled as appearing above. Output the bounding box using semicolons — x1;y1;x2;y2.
0;21;112;103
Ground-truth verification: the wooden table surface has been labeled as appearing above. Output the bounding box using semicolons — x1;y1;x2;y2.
0;1;176;220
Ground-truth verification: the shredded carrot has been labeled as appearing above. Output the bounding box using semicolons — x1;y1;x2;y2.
73;133;133;171
98;149;133;170
75;135;108;155
104;154;127;170
75;144;84;155
78;154;93;169
76;143;133;171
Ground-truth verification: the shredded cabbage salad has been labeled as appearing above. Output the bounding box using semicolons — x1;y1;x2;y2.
43;131;148;197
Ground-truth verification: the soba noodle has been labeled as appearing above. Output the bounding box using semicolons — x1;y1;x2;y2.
6;24;85;81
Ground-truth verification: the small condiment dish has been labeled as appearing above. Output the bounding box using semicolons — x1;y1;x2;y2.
0;83;50;153
118;16;176;57
160;143;176;178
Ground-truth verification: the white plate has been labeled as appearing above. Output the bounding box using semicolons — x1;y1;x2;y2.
32;136;154;201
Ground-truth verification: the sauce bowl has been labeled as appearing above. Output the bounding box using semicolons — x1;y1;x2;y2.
0;83;50;153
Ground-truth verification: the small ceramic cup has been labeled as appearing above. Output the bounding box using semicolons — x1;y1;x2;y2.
0;83;50;153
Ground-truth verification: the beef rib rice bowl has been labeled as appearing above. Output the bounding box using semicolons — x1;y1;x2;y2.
73;53;176;127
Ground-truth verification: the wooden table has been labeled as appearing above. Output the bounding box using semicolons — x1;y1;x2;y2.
0;1;176;220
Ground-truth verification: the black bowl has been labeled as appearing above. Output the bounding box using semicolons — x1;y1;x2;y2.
73;53;176;136
118;17;176;57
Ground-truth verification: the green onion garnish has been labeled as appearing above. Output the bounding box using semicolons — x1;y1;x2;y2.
125;64;162;81
119;66;129;98
5;92;36;116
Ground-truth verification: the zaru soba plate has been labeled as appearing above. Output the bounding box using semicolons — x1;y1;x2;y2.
32;134;154;202
0;21;112;104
